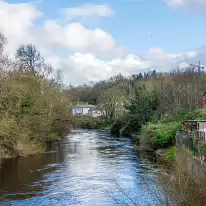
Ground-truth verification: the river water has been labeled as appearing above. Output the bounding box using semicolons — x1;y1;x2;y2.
0;130;161;206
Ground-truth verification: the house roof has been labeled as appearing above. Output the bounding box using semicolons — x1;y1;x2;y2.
72;105;96;109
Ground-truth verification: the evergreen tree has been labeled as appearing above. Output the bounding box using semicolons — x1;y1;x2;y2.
125;85;158;133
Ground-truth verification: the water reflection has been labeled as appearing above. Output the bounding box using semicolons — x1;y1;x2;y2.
0;130;159;205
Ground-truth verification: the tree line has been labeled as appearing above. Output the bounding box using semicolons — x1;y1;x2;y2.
67;66;206;149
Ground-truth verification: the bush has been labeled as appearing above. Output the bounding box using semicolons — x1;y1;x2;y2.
164;147;176;161
110;115;133;136
98;121;110;130
73;116;103;129
110;118;125;135
0;117;44;158
141;122;182;148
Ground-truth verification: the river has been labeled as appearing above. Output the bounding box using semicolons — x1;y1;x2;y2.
0;130;161;206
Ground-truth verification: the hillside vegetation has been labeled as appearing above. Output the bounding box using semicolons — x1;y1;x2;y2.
1;28;206;158
67;65;206;149
0;33;72;159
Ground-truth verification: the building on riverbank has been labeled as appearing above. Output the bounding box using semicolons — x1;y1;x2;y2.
72;105;103;117
181;120;206;142
176;120;206;160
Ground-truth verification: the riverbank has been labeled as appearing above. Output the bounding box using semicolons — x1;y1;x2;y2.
157;147;206;205
110;108;206;155
100;108;206;205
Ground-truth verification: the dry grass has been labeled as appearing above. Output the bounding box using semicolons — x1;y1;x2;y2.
155;148;206;205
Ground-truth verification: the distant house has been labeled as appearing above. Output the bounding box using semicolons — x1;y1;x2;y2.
72;105;102;117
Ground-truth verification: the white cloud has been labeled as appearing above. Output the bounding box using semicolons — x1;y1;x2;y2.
49;48;203;85
0;0;42;54
63;4;113;21
0;1;122;58
59;47;206;85
0;0;205;86
42;21;124;57
166;0;184;6
166;0;206;12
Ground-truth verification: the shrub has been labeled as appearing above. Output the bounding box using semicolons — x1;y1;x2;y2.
73;116;103;129
164;147;176;161
110;118;125;135
141;122;182;148
98;121;110;130
0;117;45;158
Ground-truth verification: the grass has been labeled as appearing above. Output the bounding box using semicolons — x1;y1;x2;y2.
163;147;176;161
155;147;206;205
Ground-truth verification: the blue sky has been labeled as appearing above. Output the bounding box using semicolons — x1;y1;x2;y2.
1;0;206;84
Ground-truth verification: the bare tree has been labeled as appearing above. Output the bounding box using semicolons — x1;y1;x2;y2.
154;68;206;116
0;32;10;71
16;44;44;76
40;63;53;80
97;85;127;122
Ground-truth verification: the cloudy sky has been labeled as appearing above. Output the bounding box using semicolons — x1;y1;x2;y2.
0;0;206;85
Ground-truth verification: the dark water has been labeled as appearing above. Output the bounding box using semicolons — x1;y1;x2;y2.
0;130;160;206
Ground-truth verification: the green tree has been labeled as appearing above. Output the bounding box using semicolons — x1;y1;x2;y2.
125;85;158;133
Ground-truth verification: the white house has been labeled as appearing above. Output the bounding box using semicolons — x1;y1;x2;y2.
72;105;102;117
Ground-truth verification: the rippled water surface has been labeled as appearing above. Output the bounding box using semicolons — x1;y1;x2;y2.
0;130;160;206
